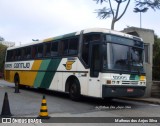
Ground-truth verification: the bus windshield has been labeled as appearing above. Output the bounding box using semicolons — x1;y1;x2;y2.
103;43;144;73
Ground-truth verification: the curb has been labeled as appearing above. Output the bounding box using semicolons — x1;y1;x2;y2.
119;98;160;105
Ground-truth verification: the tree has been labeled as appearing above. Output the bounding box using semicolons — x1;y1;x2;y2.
153;35;160;80
0;44;7;73
94;0;160;30
0;36;5;41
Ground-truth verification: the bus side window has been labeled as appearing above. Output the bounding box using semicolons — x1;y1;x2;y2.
44;42;51;57
14;50;17;60
32;46;36;58
51;42;58;57
82;35;91;65
18;50;21;60
15;49;21;61
12;50;16;61
68;37;78;55
82;34;101;65
37;44;43;58
26;47;31;59
7;50;12;61
61;39;69;55
6;51;9;61
21;48;25;60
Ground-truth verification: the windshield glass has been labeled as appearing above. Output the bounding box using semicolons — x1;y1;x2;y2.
130;47;143;66
130;47;143;72
103;43;144;73
108;43;129;70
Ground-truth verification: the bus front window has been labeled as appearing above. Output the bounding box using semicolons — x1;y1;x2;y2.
103;43;144;73
130;47;143;67
107;43;130;71
130;47;144;73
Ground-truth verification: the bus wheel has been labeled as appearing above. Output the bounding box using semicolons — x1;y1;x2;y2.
69;79;81;101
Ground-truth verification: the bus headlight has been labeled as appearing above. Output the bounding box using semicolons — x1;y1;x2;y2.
142;82;146;85
106;80;120;85
112;81;115;84
140;81;146;85
117;81;120;84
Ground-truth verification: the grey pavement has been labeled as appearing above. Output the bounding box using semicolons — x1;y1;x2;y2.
1;79;160;105
0;79;160;125
120;97;160;105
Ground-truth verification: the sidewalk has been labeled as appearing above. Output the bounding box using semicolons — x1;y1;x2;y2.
120;97;160;105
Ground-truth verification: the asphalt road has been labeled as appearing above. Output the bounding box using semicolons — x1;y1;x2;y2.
0;80;160;125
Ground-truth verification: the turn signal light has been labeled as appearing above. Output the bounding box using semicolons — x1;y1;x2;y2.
106;80;111;84
140;76;146;81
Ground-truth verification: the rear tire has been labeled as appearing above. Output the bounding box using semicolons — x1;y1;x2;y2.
69;79;81;101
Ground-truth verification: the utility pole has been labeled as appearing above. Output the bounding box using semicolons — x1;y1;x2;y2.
140;0;142;28
140;10;142;28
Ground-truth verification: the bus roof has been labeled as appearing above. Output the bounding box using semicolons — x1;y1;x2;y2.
7;28;143;50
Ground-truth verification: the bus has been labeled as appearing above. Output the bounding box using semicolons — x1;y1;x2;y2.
4;28;146;100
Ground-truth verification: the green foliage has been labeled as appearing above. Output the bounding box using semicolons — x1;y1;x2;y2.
134;0;160;12
0;44;7;72
153;35;160;80
94;0;160;29
0;36;5;41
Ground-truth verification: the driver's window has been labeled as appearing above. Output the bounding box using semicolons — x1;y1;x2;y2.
90;44;101;77
82;34;101;66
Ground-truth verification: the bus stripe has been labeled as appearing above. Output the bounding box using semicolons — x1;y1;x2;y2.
5;69;88;73
43;32;76;42
33;59;51;88
40;58;62;88
30;60;42;86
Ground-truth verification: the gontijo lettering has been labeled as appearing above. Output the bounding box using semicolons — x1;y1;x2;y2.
14;63;30;68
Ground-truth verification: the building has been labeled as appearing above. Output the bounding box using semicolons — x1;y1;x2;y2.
0;41;15;47
123;27;154;97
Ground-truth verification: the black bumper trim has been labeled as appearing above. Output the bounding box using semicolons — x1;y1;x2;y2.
102;85;146;98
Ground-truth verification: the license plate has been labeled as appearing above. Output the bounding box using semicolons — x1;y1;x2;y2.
127;88;134;92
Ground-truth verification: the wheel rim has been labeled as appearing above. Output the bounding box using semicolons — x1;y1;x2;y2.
70;84;76;97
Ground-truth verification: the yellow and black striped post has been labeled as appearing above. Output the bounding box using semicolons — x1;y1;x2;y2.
38;95;50;119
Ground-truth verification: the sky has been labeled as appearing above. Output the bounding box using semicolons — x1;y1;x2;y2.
0;0;160;45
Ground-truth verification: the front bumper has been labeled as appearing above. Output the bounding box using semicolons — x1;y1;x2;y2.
102;85;146;98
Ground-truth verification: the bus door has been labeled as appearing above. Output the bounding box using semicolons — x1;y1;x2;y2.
88;42;101;97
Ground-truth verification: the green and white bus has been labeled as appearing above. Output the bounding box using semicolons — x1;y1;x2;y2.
4;28;146;100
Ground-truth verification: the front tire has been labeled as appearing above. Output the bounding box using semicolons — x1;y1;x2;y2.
69;79;81;101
